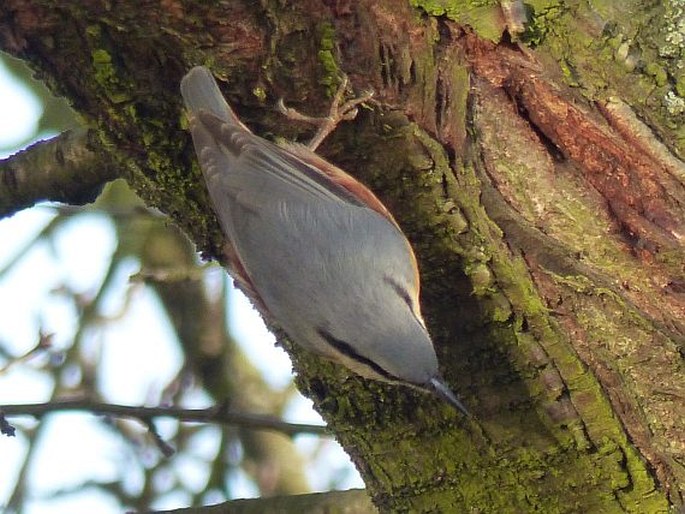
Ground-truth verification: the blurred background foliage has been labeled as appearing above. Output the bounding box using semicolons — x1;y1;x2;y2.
0;53;360;514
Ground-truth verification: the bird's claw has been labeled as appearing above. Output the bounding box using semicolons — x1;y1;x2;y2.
277;75;374;151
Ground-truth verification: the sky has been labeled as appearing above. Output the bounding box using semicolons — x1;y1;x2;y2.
0;58;362;513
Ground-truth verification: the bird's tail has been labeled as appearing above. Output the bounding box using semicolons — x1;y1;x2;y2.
180;66;243;127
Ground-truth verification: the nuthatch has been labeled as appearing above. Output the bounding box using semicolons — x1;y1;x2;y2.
180;66;468;415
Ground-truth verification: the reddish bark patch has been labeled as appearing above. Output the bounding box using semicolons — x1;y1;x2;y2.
463;30;684;259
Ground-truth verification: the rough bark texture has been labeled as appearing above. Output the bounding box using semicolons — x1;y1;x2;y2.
1;0;683;512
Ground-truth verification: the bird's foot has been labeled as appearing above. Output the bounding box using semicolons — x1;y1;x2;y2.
277;75;374;151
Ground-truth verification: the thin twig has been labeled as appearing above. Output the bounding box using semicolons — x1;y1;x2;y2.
144;418;176;457
0;329;54;376
0;399;329;437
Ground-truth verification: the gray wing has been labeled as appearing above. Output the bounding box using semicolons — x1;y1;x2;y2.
180;66;365;211
190;112;365;209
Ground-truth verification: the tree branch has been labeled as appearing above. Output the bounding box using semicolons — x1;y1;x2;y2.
145;489;376;514
0;399;328;438
0;128;121;218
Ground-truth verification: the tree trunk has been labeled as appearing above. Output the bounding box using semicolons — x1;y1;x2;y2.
1;0;683;511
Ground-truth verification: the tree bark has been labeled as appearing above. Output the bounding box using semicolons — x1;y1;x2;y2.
1;0;683;512
146;489;376;514
0;128;119;216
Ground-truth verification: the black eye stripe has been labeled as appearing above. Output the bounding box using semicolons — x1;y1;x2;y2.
316;328;398;382
383;275;413;310
383;275;428;331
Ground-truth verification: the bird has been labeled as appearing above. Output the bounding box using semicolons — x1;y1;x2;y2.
180;66;468;415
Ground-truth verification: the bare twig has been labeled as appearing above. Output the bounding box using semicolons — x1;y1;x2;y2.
0;399;329;438
144;418;176;457
0;329;54;376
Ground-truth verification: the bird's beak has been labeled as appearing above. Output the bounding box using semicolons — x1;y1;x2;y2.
427;376;471;417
